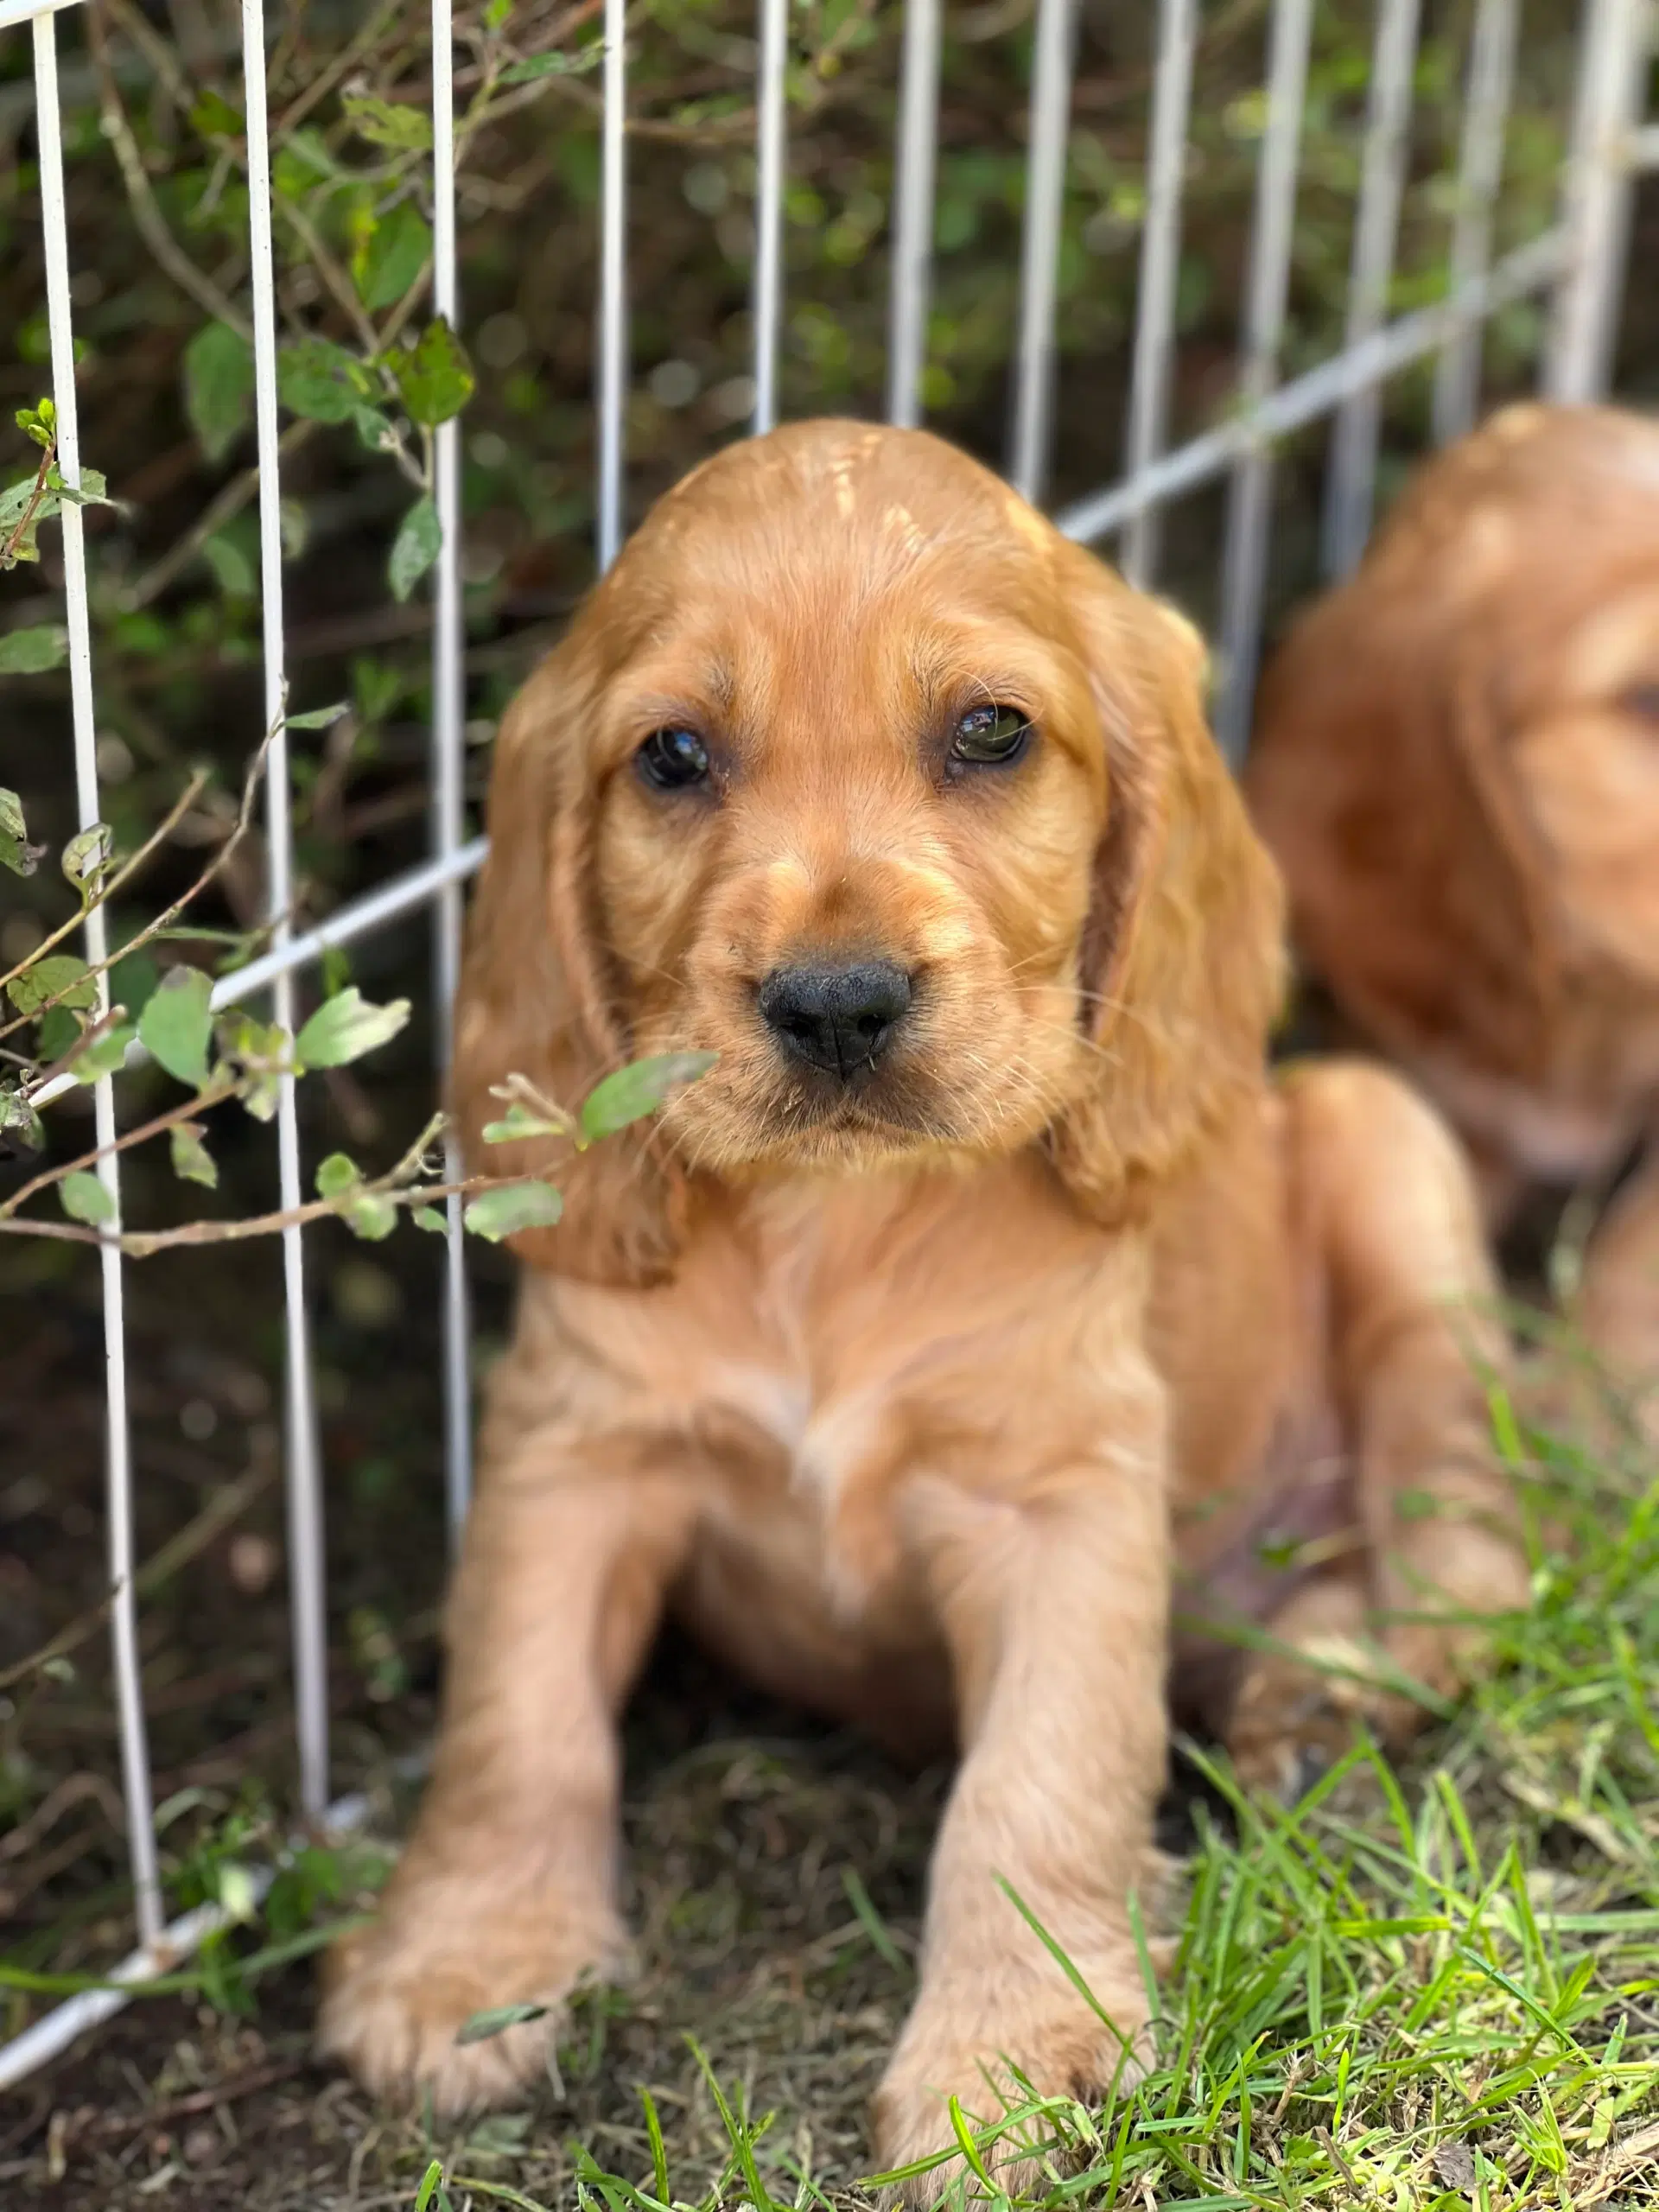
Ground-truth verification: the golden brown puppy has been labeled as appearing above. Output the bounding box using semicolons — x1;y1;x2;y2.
1245;404;1659;1417
320;422;1524;2185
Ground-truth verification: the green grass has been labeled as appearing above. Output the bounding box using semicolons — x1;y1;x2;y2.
6;1380;1656;2210
404;1396;1659;2212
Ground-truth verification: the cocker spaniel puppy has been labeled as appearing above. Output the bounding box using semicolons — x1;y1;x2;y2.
321;422;1524;2185
1245;404;1659;1409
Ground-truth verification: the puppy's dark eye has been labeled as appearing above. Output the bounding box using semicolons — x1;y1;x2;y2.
950;703;1031;766
637;727;710;790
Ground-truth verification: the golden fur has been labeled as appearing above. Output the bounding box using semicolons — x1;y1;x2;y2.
321;422;1525;2187
1246;403;1659;1416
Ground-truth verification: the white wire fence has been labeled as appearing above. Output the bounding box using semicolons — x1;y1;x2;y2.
0;0;1655;2094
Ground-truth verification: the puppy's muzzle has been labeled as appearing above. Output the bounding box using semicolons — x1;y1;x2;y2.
758;959;913;1081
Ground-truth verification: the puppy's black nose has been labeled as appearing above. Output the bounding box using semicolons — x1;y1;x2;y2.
758;961;912;1078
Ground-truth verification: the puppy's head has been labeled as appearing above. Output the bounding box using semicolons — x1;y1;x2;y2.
1248;403;1659;1082
455;422;1283;1281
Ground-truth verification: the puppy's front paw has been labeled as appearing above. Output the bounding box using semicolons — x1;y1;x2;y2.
318;1876;629;2114
872;1965;1148;2205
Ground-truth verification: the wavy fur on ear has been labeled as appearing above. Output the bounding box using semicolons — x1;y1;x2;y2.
1245;543;1561;1089
1050;553;1287;1219
451;647;683;1286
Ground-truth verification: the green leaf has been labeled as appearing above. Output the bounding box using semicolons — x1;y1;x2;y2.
138;966;215;1089
52;467;114;510
414;2159;445;2212
315;1152;362;1198
71;1020;137;1082
60;821;113;899
388;494;441;601
60;1170;115;1227
189;87;243;142
36;1004;82;1061
0;787;44;876
352;200;432;312
350;404;396;454
343;1191;397;1241
183;322;254;464
0;624;67;674
277;338;369;425
463;1181;563;1242
109;949;160;1017
295;987;410;1069
341;92;433;150
485;0;514;27
480;1100;568;1144
284;702;349;730
499;45;603;83
8;952;95;1017
578;1052;717;1141
170;1122;219;1188
382;318;475;429
0;1084;44;1152
201;531;256;598
411;1205;448;1232
454;2001;550;2044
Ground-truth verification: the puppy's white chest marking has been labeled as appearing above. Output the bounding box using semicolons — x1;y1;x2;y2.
707;1359;897;1611
709;1361;882;1500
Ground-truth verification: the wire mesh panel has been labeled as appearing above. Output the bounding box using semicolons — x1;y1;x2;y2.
1;0;1656;2093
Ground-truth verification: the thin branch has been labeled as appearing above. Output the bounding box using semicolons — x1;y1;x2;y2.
86;9;252;341
0;435;56;570
0;1164;543;1257
8;728;276;1058
123;423;316;613
0;1077;239;1220
0;1459;276;1694
0;768;209;1003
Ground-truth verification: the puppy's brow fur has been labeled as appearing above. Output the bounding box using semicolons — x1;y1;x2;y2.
321;421;1526;2190
1247;402;1659;1414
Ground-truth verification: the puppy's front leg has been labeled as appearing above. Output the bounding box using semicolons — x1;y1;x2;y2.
321;1448;696;2113
874;1439;1168;2193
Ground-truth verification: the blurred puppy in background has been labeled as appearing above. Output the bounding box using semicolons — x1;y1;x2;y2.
320;421;1523;2188
1247;404;1659;1420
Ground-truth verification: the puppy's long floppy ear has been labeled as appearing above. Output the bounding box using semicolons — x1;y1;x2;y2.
1050;550;1287;1219
451;645;683;1285
1245;582;1559;1084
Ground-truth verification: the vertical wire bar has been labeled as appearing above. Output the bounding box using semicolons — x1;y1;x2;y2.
752;0;788;434
887;0;942;428
34;7;162;1951
1319;0;1423;577
1214;0;1315;763
429;0;471;1539
242;0;328;1822
1008;0;1078;503
1119;0;1197;588
597;0;627;567
1431;0;1518;440
1543;0;1646;400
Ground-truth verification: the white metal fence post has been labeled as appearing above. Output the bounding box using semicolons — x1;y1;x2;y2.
1321;0;1423;577
1432;0;1520;441
1008;0;1078;504
1544;0;1649;400
1120;0;1198;588
1214;0;1315;762
31;0;162;1952
430;0;472;1539
241;0;330;1823
598;0;629;565
887;0;942;429
753;0;789;434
